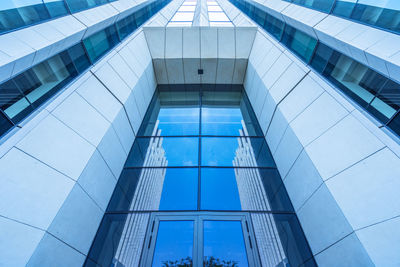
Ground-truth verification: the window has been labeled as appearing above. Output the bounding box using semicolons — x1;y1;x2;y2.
168;0;197;26
86;85;315;267
207;0;233;26
83;25;120;63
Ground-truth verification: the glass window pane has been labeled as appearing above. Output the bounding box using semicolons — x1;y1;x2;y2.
179;5;196;11
83;25;120;63
281;25;317;62
0;112;13;136
201;168;241;210
201;137;275;167
116;14;138;40
152;221;194;266
160;168;198;210
65;0;108;13
14;50;77;108
202;107;244;135
138;89;200;136
208;5;222;11
168;21;193;26
203;221;249;266
126;137;199;167
0;0;50;33
0;79;33;123
367;79;400;122
43;0;68;17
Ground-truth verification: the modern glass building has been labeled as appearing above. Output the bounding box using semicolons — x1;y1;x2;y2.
0;0;399;266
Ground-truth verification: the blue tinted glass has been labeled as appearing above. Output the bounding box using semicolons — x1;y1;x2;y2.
367;79;400;123
388;113;400;136
281;25;317;62
67;43;91;73
201;137;275;167
116;14;138;40
83;25;120;63
201;168;241;210
264;13;285;40
202;107;243;135
126;137;199;167
65;0;108;13
0;0;50;33
138;90;200;136
159;168;198;210
13;49;78;109
43;0;68;17
310;42;333;73
332;0;357;17
203;221;249;266
292;0;335;12
158;108;200;135
0;79;33;123
152;221;194;266
134;7;149;27
0;112;13;136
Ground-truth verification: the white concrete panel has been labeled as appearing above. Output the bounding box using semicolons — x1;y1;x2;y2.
200;58;217;83
284;150;323;211
93;63;132;104
278;75;324;123
274;125;303;178
326;148;400;229
183;27;200;58
78;150;116;211
0;34;35;74
305;115;385;180
268;62;307;104
235;27;257;58
144;62;157;95
0;148;73;229
16;115;95;180
216;59;234;84
290;92;348;146
124;92;143;134
112;107;135;154
263;53;292;90
183;58;201;84
77;75;123;123
258;91;276;134
0;52;13;83
248;71;262;105
153;58;169;84
165;58;185;84
243;62;256;95
118;43;147;79
232;58;247;84
218;28;235;58
266;107;288;154
357;216;400;266
386;54;400;84
127;32;152;70
98;127;127;178
253;82;268;117
0;217;44;267
260;47;283;87
165;27;183;59
109;53;139;90
27;233;86;266
48;184;103;254
297;184;353;254
52;92;110;147
315;233;374;267
201;28;218;58
248;32;273;68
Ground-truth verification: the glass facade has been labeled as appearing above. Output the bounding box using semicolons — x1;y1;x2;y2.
168;0;197;27
0;0;117;34
283;0;400;34
0;0;170;138
230;0;400;138
85;85;316;267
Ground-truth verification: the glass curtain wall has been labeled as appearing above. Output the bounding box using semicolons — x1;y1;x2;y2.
85;85;316;267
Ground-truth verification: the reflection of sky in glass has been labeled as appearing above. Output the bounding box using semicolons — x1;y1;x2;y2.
159;168;198;210
202;107;243;135
152;221;194;266
204;221;249;266
201;137;239;166
201;168;241;210
161;137;198;166
157;107;199;135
